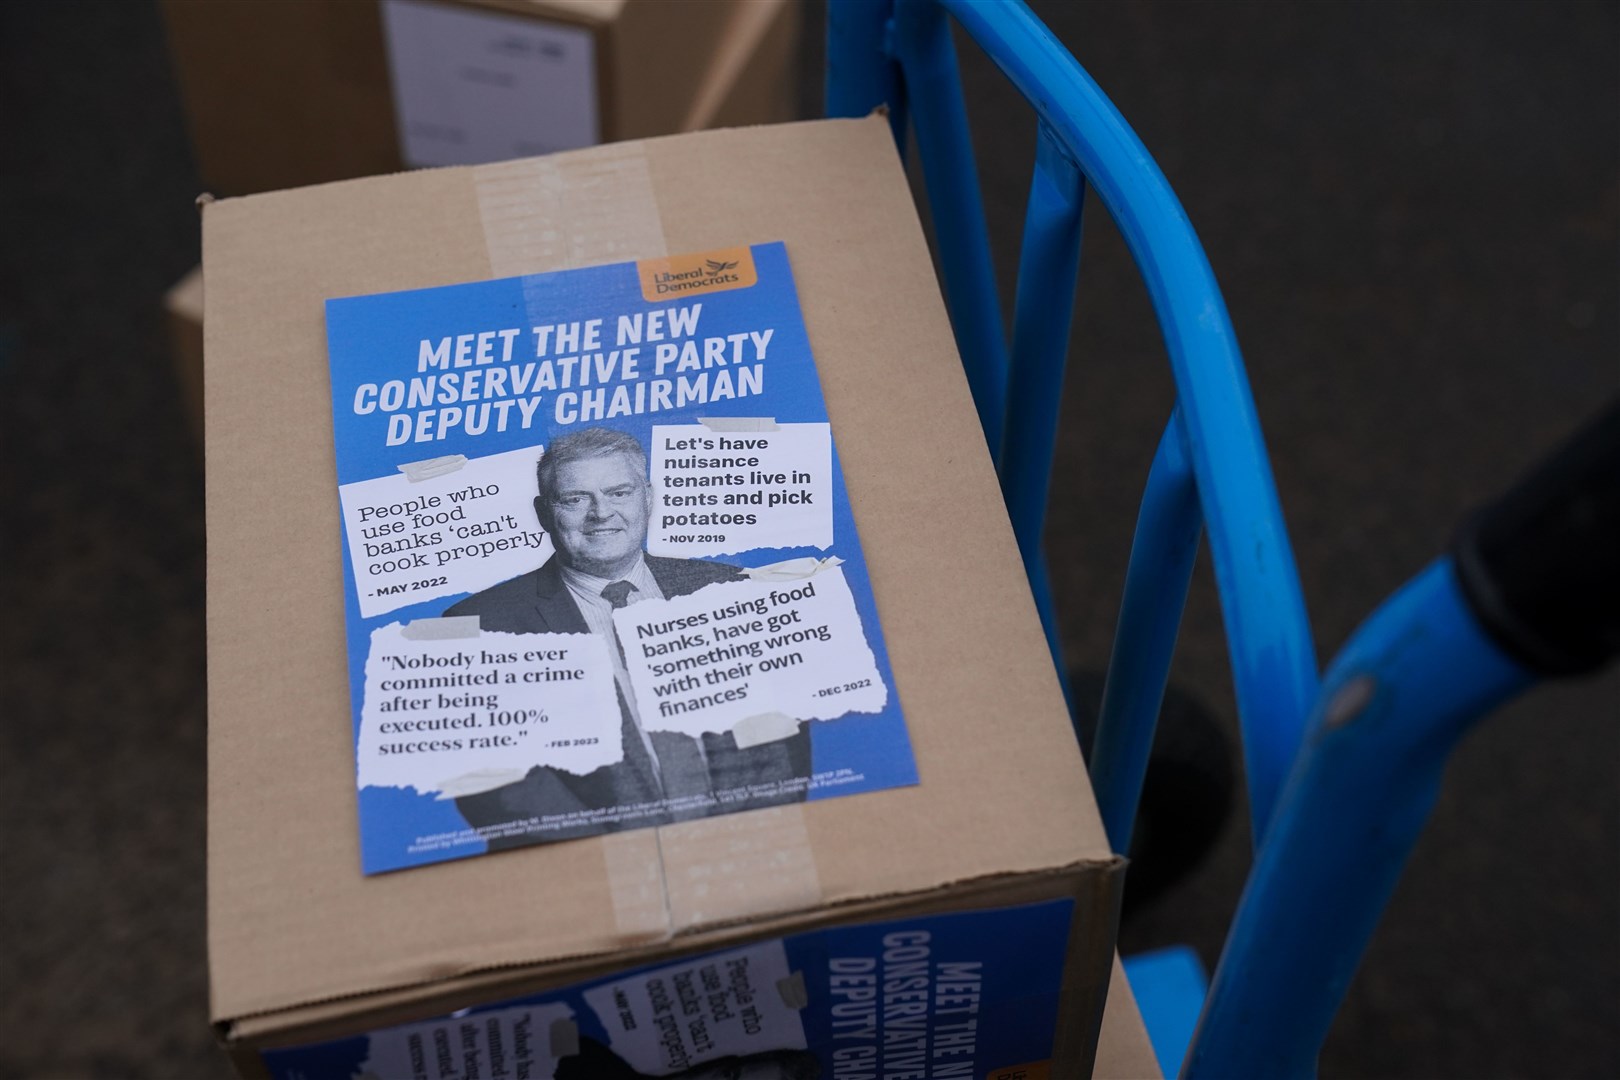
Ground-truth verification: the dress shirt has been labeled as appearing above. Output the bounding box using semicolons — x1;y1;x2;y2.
558;556;669;782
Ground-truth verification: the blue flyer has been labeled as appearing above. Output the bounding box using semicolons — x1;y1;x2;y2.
262;899;1076;1079
325;242;917;873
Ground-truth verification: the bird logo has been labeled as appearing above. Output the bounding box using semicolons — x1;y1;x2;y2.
703;258;739;276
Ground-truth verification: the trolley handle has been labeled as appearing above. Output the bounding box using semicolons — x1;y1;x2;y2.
1452;399;1620;677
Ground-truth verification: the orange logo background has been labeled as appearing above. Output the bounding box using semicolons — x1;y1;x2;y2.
637;245;758;303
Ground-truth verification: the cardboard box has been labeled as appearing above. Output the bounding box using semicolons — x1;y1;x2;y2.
203;116;1121;1077
684;0;801;131
163;0;784;196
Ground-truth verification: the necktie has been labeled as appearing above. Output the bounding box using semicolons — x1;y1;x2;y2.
598;578;711;806
599;578;662;795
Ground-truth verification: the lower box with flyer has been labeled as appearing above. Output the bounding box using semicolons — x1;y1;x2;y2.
204;116;1124;1077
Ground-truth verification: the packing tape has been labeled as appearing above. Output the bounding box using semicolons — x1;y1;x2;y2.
600;830;674;941
475;146;667;283
777;971;810;1011
732;711;801;750
431;767;526;799
471;148;825;942
599;803;823;940
699;416;780;432
549;1018;580;1058
397;454;468;482
400;616;481;640
740;556;845;583
655;804;821;933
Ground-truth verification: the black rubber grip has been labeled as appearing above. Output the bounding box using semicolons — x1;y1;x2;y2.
1452;399;1620;677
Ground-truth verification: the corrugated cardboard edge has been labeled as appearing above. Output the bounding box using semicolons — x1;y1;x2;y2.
1096;953;1162;1080
220;857;1123;1064
1054;857;1128;1078
226;943;1162;1080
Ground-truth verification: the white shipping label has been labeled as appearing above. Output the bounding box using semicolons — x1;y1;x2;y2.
381;0;600;168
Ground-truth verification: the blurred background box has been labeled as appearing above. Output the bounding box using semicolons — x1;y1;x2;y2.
683;0;798;131
162;0;800;437
161;0;799;197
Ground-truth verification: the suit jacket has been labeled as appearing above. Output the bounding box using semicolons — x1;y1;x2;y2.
445;554;811;848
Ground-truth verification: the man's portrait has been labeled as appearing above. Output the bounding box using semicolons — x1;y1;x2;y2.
445;427;811;847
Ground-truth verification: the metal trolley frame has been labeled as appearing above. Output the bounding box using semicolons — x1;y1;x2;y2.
826;2;1619;1075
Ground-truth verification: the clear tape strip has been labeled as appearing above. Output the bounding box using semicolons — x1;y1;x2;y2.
656;804;822;933
699;416;780;432
471;148;824;941
397;454;468;482
777;970;811;1010
732;711;801;750
548;1017;579;1058
400;616;481;640
600;831;674;941
476;147;665;284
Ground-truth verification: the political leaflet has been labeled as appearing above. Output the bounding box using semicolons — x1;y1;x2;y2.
325;243;916;873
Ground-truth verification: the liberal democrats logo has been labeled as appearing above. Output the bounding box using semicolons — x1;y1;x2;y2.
638;246;758;302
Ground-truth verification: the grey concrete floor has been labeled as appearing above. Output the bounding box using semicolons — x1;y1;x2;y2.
0;1;1615;1077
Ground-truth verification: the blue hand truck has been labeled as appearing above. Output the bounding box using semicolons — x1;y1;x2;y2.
824;1;1620;1075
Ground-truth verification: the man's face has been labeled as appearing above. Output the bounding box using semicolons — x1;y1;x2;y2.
538;451;651;577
